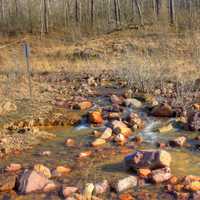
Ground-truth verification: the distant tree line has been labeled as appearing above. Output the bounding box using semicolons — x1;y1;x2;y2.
0;0;200;36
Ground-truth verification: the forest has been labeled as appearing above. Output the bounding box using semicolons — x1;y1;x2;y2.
0;0;200;36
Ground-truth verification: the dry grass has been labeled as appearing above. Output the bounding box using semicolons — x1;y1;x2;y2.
0;27;200;96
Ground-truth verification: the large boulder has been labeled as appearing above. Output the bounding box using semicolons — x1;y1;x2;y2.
151;103;174;117
17;170;56;194
124;150;171;170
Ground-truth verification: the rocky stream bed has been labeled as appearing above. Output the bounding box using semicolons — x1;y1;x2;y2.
0;72;200;199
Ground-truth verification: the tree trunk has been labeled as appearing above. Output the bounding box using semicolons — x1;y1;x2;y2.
169;0;175;25
135;0;144;26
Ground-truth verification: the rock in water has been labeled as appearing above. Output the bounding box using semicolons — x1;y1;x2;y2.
33;164;51;178
83;183;94;200
89;111;104;124
92;138;106;147
151;103;173;117
124;150;171;170
17;170;55;194
63;186;78;198
94;180;109;194
151;167;172;183
124;98;142;108
169;136;187;147
73;101;92;110
100;128;112;140
116;176;138;193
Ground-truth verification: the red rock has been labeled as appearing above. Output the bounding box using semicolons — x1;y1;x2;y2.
151;103;173;117
73;101;92;110
119;193;134;200
151;167;172;183
63;186;78;197
65;138;76;147
137;168;151;179
79;150;92;158
5;163;22;172
89;111;104;124
18;170;55;194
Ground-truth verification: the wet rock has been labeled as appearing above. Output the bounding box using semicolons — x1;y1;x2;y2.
65;138;76;147
183;176;200;192
43;182;58;193
116;176;138;193
5;163;22;172
100;128;112;140
0;101;17;115
151;103;173;117
52;166;71;177
73;101;93;110
33;164;51;178
119;193;134;200
193;191;200;200
137;168;151;179
158;123;173;133
169;176;178;185
124;150;171;170
17;170;54;194
83;183;94;200
108;112;121;120
124;98;142;108
156;142;167;149
63;186;78;198
132;136;143;145
39;151;51;156
115;134;127;146
89;111;104;124
188;111;200;131
94;180;109;194
127;113;144;130
114;126;133;138
0;174;16;192
169;136;187;147
151;167;172;183
92;138;106;147
111;95;123;105
79;150;92;158
123;89;133;99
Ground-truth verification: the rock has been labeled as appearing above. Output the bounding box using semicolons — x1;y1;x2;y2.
111;95;123;105
115;134;127;146
89;111;104;124
183;175;200;192
124;89;133;98
83;183;94;200
33;164;51;178
132;136;143;144
114;126;133;138
52;166;71;177
88;77;97;87
5;163;22;172
108;112;121;120
17;170;54;194
0;175;16;192
124;150;171;170
39;151;51;156
65;138;76;147
100;128;112;140
119;193;134;200
116;176;138;193
73;101;92;110
193;103;200;111
169;136;187;147
0;101;17;115
151;103;173;117
137;168;151;179
193;191;200;200
188;111;200;131
43;182;58;193
63;186;78;198
158;123;173;133
94;180;109;194
124;98;142;108
92;138;106;147
127;113;144;130
112;120;127;129
79;150;92;158
151;167;172;183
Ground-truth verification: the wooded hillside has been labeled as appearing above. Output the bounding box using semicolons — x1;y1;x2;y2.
0;0;200;36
